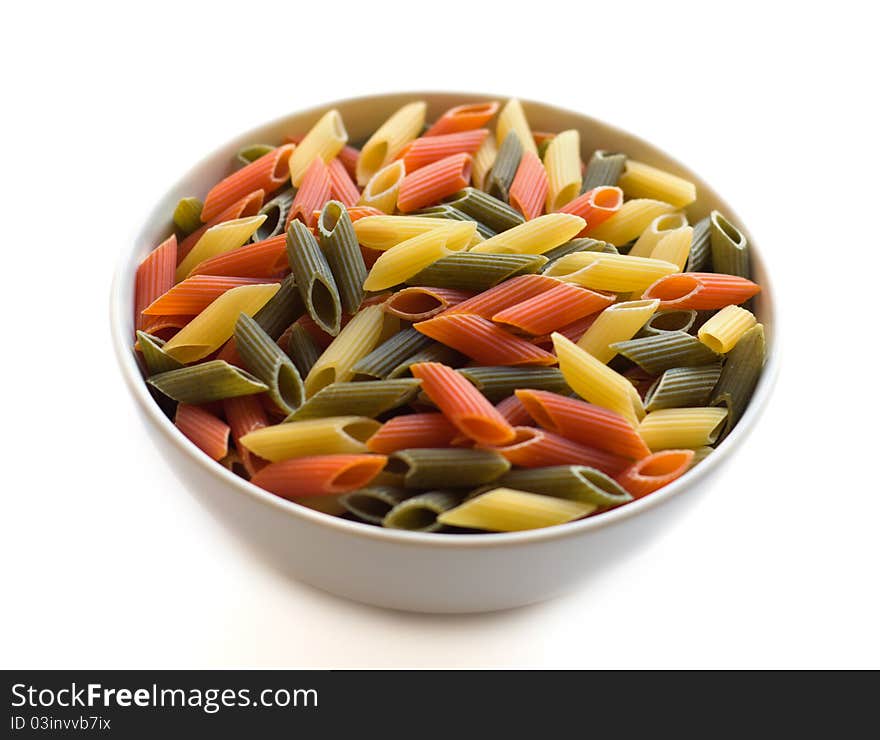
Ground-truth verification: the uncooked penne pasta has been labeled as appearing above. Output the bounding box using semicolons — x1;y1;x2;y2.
240;416;381;462
543;129;581;212
288;109;348;187
495;98;538;155
356;101;427;186
617;160;697;208
637;407;729;451
438;488;595;532
576;299;659;363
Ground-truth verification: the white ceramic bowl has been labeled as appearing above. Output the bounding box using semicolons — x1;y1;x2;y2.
111;92;778;613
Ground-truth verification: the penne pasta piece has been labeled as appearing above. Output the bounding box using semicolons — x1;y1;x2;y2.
251;454;387;498
354;214;475;251
134;235;177;331
317;201;367;314
641;272;761;310
175;215;266;282
484;130;523;202
327;158;361;207
358;160;406;214
424;101;499;136
698;305;757;353
286;379;421;421
471;134;498;191
407;252;548;291
637;309;698;337
637;407;729;451
612;331;720;374
552;332;644;427
576;299;659;363
286;220;343;336
415;313;557;366
616;450;694;498
286;321;322;378
304;304;386;396
338;145;360;179
457;366;570;403
540;237;618;268
709;210;750;278
178;190;265;262
545;251;679;293
410;362;515;446
710;323;765;439
383;491;462;532
628;212;689;258
618;160;697;208
236;144;275;166
543;129;581;212
147;360;267;403
650;225;693;271
351;327;434;380
287;157;332;229
385;344;461;379
223;394;270;477
685;215;712;272
188;234;288;279
201;144;294;222
469;213;585;256
535;313;600;346
415;204;495;239
509;151;549;220
645;364;723;411
173;197;203;235
495;98;538;155
252;274;304;340
557;186;623;235
586;199;677;245
438;488;595;532
143;275;275;317
499;466;631;509
174;403;230;461
136;332;184;375
254;188;295;242
442;273;559;318
397;153;473;213
384;287;472;322
401;129;488;171
385;448;510;489
356;101;427;185
494;395;534;426
444;187;524;233
141;314;191;340
581;150;627;193
340;485;413;525
287;109;348;187
514;389;651;460
240;416;381;462
162;283;280;363
367;413;458;454
493;282;614;336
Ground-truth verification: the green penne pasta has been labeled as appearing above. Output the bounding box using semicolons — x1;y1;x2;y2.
636;310;698;338
317;201;367;315
612;331;720;374
415;204;496;238
540;237;618;270
351;328;434;379
254;188;295;242
407;252;547;291
286;220;342;336
137;331;184;375
237;143;275;166
383;491;463;533
644;364;723;411
147;360;267;404
685;215;712;272
253;274;305;340
457;366;571;403
484;130;523;202
710;323;765;439
234;313;305;414
172;197;203;236
709;210;750;278
580;150;627;193
340;485;414;525
286;322;321;378
499;466;632;509
285;379;421;421
385;448;511;489
385;342;463;380
443;187;525;232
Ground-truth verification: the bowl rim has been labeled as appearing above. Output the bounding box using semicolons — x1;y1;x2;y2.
110;90;780;550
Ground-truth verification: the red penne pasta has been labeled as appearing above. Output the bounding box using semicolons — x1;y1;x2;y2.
396;153;473;213
296;314;334;350
201;145;294;223
423;101;499;136
533;313;600;349
410;362;516;446
484;427;630;476
415;314;557;366
134;235;177;331
514;390;651;460
215;337;245;368
223;395;270;476
347;206;384;222
509;151;549;220
492;283;614;335
642;272;761;310
177;190;265;262
287;157;332;228
174;403;230;461
188;234;289;278
442;274;560;319
250;454;387;498
366;413;458;454
141;314;190;340
384;287;473;322
338;145;360;180
495;395;534;426
558;186;623;234
142;276;279;316
400;130;489;171
616;449;694;498
328;157;361;207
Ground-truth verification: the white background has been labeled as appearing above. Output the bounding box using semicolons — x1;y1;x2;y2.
2;1;878;668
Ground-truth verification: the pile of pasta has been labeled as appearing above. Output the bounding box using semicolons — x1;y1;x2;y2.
134;98;765;534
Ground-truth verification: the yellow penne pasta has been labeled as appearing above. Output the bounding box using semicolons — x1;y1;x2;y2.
577;299;659;363
239;416;381;462
162;283;279;363
438;488;595;532
357;160;406;214
544;252;679;293
355;215;479;251
587;199;677;246
650;226;693;271
552;332;644;427
175;215;266;281
356;101;427;186
637;407;729;450
543;129;581;211
628;213;689;258
618;160;697;208
362;222;476;291
472;134;498;190
468;213;584;255
698;305;757;353
305;305;387;395
287;109;348;187
495;98;538;155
